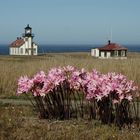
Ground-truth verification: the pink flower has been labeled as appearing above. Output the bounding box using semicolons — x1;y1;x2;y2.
69;69;83;90
96;94;103;101
17;76;33;95
125;95;133;101
41;79;54;94
47;67;66;86
33;71;46;84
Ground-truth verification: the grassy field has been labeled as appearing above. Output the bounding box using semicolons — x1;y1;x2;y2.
0;52;140;139
0;103;140;140
0;52;140;97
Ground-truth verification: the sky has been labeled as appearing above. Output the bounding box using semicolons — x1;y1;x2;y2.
0;0;140;45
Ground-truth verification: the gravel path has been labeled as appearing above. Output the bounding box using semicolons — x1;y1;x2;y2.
0;98;33;105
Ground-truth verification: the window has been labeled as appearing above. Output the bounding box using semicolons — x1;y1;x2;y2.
33;48;36;52
25;49;28;54
14;48;15;54
121;51;125;56
99;51;101;57
20;48;23;54
111;51;114;57
104;51;107;57
114;51;118;56
94;50;96;56
118;51;121;56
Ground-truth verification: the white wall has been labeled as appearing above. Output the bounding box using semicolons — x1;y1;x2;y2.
107;52;111;58
101;52;105;58
91;48;99;57
20;45;25;55
33;43;38;55
10;44;25;55
24;37;32;55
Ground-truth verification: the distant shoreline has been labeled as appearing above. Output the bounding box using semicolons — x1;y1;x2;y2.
0;44;140;55
0;51;140;58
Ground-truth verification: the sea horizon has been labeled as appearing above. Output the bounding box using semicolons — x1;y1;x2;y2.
0;44;140;55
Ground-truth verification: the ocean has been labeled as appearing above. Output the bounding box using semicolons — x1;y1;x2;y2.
0;44;140;55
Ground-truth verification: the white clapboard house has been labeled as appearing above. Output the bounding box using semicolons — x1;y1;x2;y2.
91;40;127;59
10;24;38;55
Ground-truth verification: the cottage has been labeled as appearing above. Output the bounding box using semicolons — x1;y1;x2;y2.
91;40;127;59
9;24;38;55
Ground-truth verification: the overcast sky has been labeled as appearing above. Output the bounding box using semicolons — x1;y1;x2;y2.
0;0;140;45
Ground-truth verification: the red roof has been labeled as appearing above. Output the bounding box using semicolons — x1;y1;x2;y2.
10;38;25;48
99;41;127;51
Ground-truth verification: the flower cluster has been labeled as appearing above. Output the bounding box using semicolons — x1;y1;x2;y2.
17;66;138;103
17;76;33;94
82;71;138;103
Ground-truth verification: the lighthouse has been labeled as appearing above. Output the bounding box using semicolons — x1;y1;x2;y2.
10;24;38;55
22;24;35;55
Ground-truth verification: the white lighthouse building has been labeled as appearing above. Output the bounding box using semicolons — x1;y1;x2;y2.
10;24;38;55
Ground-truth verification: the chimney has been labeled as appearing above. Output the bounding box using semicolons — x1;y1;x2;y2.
108;40;111;45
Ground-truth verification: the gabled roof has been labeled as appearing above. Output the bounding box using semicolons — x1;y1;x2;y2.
10;38;25;48
99;40;127;51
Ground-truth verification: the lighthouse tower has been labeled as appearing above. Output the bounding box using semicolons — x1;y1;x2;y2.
23;24;35;55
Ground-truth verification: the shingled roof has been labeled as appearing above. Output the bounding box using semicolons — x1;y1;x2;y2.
10;38;25;48
99;40;127;51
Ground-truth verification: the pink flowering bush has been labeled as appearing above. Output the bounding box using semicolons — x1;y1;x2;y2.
82;71;139;125
17;65;139;127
